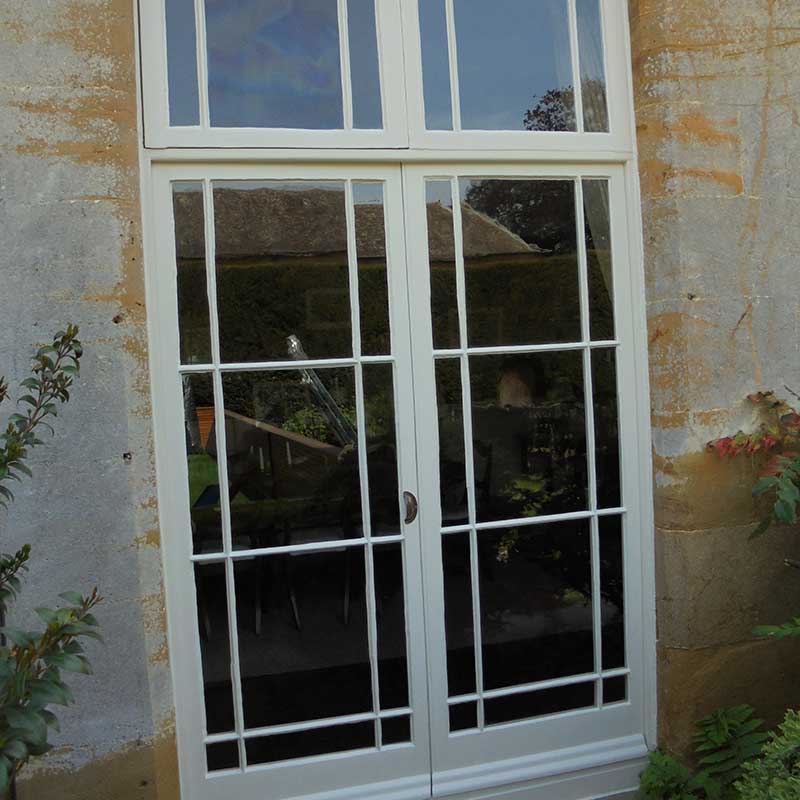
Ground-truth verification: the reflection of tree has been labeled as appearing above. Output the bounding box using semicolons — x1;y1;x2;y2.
523;79;607;133
464;179;576;253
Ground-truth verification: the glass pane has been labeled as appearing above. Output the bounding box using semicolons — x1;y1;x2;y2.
484;682;594;726
577;0;609;132
374;543;409;708
382;715;411;745
194;562;235;734
173;182;211;364
449;702;477;732
603;675;626;703
452;0;574;131
213;181;352;363
354;183;390;356
442;532;476;695
460;179;580;347
166;0;200;125
205;0;343;129
593;348;621;508
206;740;239;772
470;351;588;522
599;515;625;669
479;521;594;689
364;364;400;536
183;374;223;554
427;180;460;349
221;369;362;549
583;180;614;339
418;0;453;129
235;548;372;727
245;722;374;766
347;0;383;128
436;359;468;527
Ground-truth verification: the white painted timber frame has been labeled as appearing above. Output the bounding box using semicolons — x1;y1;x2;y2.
135;1;656;799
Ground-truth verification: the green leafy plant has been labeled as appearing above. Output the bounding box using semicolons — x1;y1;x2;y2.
735;709;800;799
0;326;102;794
638;706;768;799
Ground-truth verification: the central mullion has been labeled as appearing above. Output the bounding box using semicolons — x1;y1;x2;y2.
345;179;384;748
449;175;485;729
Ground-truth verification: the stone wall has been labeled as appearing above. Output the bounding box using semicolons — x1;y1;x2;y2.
0;0;178;797
629;0;800;756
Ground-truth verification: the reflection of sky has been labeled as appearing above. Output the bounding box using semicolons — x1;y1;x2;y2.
419;0;580;131
205;0;344;128
166;0;383;130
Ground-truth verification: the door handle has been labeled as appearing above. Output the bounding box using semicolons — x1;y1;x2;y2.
403;491;418;525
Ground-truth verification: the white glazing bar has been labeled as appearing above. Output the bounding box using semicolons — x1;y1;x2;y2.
446;666;631;706
202;179;247;768
449;175;485;726
567;0;585;133
431;340;621;358
344;180;383;747
575;178;604;706
193;0;210;128
337;0;354;129
443;0;462;130
189;534;404;562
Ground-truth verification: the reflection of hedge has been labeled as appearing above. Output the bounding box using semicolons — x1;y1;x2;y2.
178;250;614;365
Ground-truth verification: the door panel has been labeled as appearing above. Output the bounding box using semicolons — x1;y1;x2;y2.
153;164;431;800
403;164;645;782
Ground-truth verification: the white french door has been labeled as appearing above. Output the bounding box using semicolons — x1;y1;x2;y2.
146;159;651;800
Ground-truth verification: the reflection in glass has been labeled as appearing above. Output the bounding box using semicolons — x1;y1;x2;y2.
183;374;222;554
484;682;594;726
583;179;614;339
206;741;239;772
577;0;609;132
452;0;573;130
213;182;352;362
382;715;411;745
245;722;374;766
354;183;390;356
193;562;235;734
205;0;343;129
364;365;400;536
599;515;625;669
592;349;621;508
478;521;594;689
449;702;477;732
374;544;409;708
172;182;211;364
436;359;468;527
459;179;580;347
442;533;476;695
347;0;383;129
418;0;453;129
221;369;362;549
235;549;372;728
165;0;200;125
426;180;460;349
470;351;588;521
603;675;626;703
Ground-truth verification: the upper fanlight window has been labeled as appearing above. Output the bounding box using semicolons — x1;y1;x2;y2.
141;0;632;149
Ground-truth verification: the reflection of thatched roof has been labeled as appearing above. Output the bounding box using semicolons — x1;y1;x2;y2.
173;188;543;262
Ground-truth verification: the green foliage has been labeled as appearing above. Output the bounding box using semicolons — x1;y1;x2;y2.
638;706;768;800
0;326;102;791
752;617;800;640
735;709;800;800
693;706;769;790
638;751;714;800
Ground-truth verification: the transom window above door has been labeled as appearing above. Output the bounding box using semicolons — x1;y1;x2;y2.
140;0;634;149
